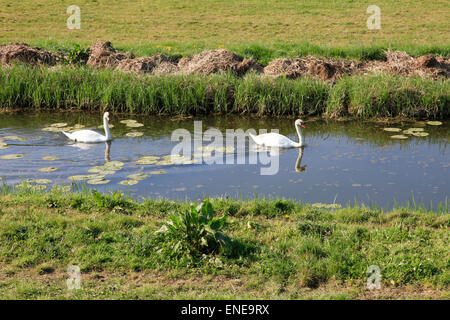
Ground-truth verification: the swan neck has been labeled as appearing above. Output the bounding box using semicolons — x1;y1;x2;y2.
295;124;304;147
104;117;111;140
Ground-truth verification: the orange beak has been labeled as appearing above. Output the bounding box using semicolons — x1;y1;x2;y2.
301;124;306;128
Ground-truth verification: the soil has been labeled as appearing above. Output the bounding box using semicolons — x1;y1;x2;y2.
178;48;263;75
0;42;56;66
1;41;449;81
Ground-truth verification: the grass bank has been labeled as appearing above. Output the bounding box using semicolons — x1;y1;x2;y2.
1;65;449;119
0;186;448;299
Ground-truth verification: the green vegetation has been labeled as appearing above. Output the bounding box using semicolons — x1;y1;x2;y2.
0;186;448;299
1;65;448;119
2;1;449;63
154;199;231;258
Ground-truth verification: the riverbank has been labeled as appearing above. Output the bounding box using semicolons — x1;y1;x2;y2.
1;64;448;119
0;187;448;299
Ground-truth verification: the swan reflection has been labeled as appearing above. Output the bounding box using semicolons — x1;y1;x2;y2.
295;147;306;173
68;141;112;162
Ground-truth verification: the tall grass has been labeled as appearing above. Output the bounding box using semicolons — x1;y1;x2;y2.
0;64;448;119
326;74;450;119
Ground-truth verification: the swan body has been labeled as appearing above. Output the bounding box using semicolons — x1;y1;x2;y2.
63;112;112;143
249;119;305;148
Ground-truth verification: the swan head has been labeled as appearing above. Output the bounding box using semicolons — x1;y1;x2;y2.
295;119;306;128
103;112;110;121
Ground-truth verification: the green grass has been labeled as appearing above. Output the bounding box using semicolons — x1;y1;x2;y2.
1;64;448;119
1;0;449;64
0;186;448;299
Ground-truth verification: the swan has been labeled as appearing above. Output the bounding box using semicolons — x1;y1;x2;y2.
62;112;112;143
249;119;305;148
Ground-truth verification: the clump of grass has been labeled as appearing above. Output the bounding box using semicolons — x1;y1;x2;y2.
153;199;231;258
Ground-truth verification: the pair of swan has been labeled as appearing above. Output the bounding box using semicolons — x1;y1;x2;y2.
62;112;306;149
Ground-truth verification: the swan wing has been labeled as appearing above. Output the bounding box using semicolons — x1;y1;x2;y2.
63;130;106;143
250;133;296;148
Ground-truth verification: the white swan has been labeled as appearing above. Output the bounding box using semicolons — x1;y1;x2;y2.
62;112;112;143
249;119;305;148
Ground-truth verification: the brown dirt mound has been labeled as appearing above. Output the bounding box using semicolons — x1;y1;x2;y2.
118;54;179;74
364;50;450;79
86;41;130;68
264;57;360;81
0;42;56;66
178;49;263;75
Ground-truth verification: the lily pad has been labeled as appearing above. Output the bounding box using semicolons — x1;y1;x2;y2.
120;119;137;124
426;121;442;126
42;156;60;161
390;135;408;140
136;156;160;165
50;122;68;128
126;131;143;137
408;128;424;132
105;161;124;167
119;180;139;186
0;142;9;150
150;170;167;175
87;178;111;185
38;167;58;172
68;174;104;182
126;122;144;128
73;124;85;129
42;127;64;132
1;135;26;141
383;127;402;132
412;132;429;137
0;154;24;159
126;173;148;180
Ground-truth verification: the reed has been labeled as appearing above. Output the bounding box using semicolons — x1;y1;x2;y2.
0;64;448;119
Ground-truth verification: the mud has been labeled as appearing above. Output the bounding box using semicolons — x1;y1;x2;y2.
1;41;449;80
178;49;262;75
0;42;56;66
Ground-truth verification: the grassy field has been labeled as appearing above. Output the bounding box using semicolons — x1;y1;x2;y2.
1;64;448;119
1;0;450;62
0;186;448;299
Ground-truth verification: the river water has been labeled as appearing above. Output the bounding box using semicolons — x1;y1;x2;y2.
0;113;448;210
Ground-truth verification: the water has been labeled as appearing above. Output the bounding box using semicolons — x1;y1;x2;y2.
0;113;448;209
